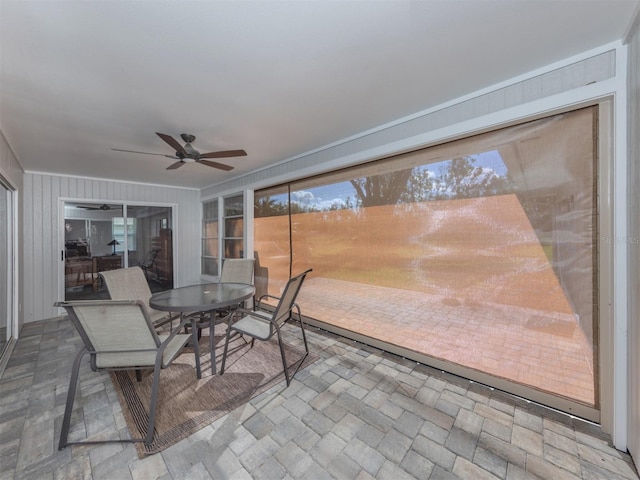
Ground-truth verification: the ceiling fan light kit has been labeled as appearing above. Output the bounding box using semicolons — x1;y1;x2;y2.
112;132;247;171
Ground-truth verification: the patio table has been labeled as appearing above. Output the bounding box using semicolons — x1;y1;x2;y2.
150;282;255;377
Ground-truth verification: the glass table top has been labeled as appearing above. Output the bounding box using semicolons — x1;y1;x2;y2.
149;282;255;312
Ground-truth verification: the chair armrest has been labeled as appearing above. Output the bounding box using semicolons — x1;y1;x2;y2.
155;315;195;368
291;302;302;320
228;307;273;325
257;294;280;311
169;315;193;339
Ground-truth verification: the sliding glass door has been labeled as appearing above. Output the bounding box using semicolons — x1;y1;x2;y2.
127;205;173;290
0;180;13;361
63;202;173;300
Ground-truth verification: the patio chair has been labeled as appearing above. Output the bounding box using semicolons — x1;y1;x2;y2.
100;266;176;329
54;299;195;449
220;269;312;386
219;258;255;309
189;258;255;373
189;258;255;335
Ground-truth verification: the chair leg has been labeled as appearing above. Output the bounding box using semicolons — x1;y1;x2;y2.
59;347;87;450
190;317;201;379
220;324;233;375
299;317;309;355
275;328;290;387
279;309;309;388
144;361;163;445
209;311;216;375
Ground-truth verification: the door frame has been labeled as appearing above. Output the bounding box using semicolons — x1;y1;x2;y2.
0;176;18;377
57;199;177;304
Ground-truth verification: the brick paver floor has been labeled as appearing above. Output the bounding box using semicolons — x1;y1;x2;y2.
0;316;635;479
297;277;595;406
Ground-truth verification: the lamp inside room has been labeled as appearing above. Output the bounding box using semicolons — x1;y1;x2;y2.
107;239;120;256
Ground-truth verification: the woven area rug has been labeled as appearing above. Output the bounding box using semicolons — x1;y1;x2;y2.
110;327;317;457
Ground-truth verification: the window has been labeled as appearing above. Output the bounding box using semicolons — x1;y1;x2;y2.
0;179;13;363
202;199;219;276
224;194;244;259
201;194;246;276
112;217;136;252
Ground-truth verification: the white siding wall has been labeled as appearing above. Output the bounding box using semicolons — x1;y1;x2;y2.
23;173;200;322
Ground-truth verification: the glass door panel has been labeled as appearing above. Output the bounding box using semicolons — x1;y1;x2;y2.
63;203;174;298
64;202;124;300
0;181;11;359
127;205;173;291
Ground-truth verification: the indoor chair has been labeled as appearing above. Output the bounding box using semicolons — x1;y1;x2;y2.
138;248;160;281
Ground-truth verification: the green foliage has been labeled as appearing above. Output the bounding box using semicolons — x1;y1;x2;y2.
256;156;515;217
254;196;288;217
255;193;356;217
403;156;514;203
350;169;413;208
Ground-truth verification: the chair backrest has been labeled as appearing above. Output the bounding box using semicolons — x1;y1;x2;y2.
272;269;312;327
56;300;160;369
100;266;155;312
139;249;159;268
220;258;255;284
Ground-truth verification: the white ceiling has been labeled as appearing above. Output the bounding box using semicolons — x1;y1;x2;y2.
1;0;638;190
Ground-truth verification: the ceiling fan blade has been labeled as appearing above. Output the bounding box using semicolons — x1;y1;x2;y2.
78;203;110;210
166;160;186;170
156;132;187;155
199;149;247;159
112;148;168;157
197;159;234;171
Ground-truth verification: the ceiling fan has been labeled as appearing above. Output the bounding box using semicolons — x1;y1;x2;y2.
77;203;112;211
112;133;247;171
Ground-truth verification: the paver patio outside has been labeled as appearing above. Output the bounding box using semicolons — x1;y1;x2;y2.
296;276;594;406
256;194;596;408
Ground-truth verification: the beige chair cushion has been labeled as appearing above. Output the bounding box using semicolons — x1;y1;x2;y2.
100;266;170;325
220;259;254;284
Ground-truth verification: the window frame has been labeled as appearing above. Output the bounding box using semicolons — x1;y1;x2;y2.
201;190;253;280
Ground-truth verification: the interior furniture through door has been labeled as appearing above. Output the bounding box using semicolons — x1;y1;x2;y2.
63;202;174;300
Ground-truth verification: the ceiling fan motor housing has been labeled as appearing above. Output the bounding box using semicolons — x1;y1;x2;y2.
183;144;199;157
